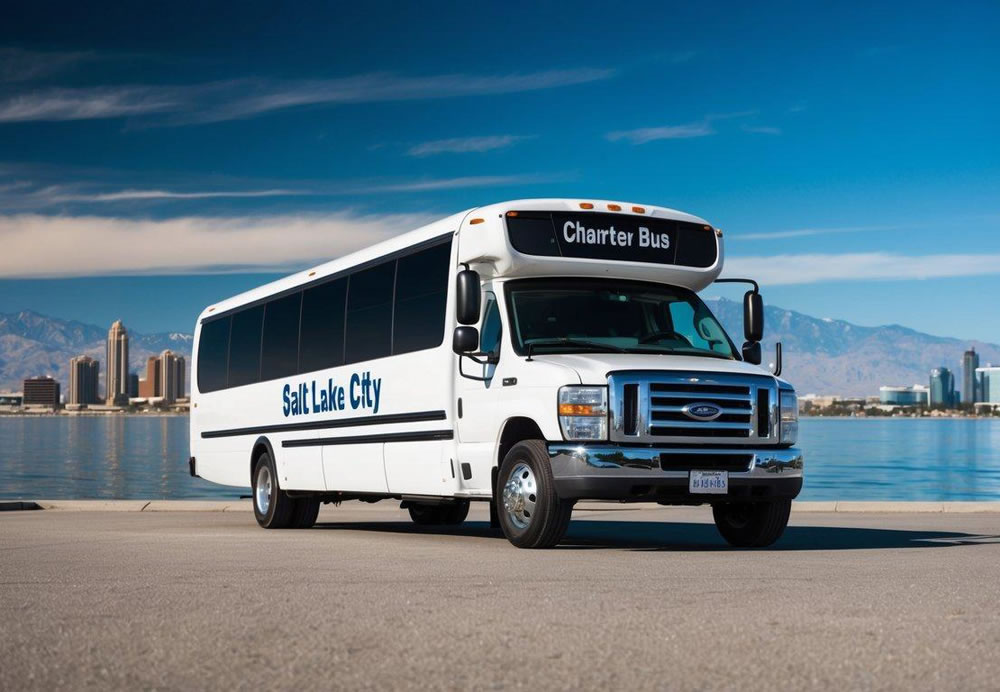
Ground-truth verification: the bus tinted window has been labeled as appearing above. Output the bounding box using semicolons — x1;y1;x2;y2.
260;292;302;381
345;261;395;363
228;305;264;387
299;277;347;373
197;316;231;393
393;242;451;354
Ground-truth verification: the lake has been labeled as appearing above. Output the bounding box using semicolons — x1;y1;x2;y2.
1;416;999;501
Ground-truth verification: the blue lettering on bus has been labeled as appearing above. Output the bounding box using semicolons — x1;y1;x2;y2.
282;371;382;418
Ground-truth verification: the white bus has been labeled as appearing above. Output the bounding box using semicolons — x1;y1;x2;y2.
190;198;802;548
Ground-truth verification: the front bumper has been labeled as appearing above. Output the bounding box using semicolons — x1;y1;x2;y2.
548;443;803;502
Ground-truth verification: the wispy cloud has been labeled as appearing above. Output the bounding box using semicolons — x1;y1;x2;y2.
731;225;895;241
0;48;94;83
52;188;314;202
0;212;434;277
406;134;533;157
0;173;562;209
607;122;714;144
742;125;781;135
607;110;758;145
0;67;615;125
0;86;184;122
725;252;1000;285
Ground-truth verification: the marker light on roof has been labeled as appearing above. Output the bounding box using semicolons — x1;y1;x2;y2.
579;202;594;209
632;206;645;214
607;203;621;211
469;218;485;225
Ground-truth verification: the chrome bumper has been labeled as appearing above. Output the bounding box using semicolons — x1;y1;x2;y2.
547;444;803;501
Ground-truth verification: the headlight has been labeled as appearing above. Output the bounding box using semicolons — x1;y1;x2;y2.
558;386;608;441
779;390;798;444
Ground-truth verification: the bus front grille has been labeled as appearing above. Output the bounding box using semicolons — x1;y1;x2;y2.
609;372;776;446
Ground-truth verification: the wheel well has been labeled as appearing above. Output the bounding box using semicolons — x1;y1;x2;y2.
497;417;545;469
250;437;273;485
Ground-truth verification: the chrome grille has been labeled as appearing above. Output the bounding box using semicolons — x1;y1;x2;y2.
609;371;777;445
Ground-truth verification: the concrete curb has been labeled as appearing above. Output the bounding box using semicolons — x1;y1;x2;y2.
2;499;999;513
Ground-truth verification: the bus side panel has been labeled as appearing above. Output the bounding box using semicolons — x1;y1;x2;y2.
383;440;451;496
323;442;387;494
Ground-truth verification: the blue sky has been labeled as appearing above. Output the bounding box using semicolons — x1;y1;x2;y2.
1;1;998;342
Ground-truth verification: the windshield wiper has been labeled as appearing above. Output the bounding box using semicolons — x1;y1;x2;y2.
524;338;628;361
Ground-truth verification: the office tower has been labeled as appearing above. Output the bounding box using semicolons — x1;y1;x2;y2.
139;356;159;398
68;355;100;405
128;373;139;398
962;347;980;403
138;350;187;403
878;385;929;406
106;320;130;405
977;366;1000;404
929;367;956;407
23;376;60;407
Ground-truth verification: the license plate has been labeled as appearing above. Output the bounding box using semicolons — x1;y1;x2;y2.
689;470;728;494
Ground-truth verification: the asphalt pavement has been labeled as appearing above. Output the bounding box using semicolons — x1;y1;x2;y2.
2;503;999;690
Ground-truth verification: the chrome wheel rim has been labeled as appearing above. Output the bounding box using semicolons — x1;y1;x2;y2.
502;462;537;530
255;464;272;516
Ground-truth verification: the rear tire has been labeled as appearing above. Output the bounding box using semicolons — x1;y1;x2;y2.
291;498;320;529
407;501;470;526
497;440;573;549
712;499;791;547
252;453;296;529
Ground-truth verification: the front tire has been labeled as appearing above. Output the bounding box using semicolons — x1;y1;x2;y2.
252;452;297;529
712;499;791;547
497;440;573;549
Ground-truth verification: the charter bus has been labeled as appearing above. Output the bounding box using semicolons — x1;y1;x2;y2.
190;198;802;548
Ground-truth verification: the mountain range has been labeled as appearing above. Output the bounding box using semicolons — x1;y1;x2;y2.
0;311;192;395
1;303;996;398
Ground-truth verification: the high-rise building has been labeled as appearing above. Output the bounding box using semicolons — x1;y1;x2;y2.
106;320;130;405
23;376;60;407
929;367;956;407
977;366;1000;405
962;347;980;404
68;355;100;405
138;350;187;403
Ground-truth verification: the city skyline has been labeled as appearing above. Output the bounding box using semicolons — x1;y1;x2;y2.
1;2;999;342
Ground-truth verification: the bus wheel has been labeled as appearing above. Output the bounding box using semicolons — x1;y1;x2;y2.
712;499;791;548
291;498;320;529
497;441;573;549
407;501;469;526
252;453;295;529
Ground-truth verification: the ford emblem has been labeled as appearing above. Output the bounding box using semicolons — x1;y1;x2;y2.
683;402;723;421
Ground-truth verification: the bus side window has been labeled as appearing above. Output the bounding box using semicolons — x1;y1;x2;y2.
480;295;502;355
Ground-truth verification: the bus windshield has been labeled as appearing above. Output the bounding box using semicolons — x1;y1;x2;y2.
505;278;737;360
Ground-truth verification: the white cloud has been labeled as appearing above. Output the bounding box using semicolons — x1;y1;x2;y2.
354;173;565;193
606;122;714;144
0;48;94;83
0;212;433;277
407;135;532;157
725;252;1000;285
607;110;758;145
52;188;314;202
742;125;782;135
731;225;895;241
0;68;615;125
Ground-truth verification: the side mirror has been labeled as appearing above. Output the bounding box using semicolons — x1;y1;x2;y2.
743;290;764;343
453;326;479;354
456;269;481;325
742;341;762;365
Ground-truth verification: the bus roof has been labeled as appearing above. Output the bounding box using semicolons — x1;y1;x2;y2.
197;198;718;322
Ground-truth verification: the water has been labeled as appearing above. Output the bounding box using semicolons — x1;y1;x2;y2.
1;416;999;500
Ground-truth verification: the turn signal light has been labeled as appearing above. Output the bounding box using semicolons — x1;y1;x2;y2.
469;218;484;225
558;403;604;416
506;210;519;217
